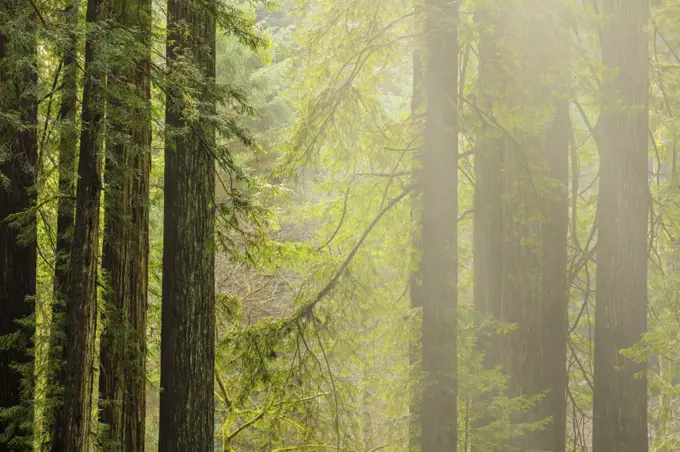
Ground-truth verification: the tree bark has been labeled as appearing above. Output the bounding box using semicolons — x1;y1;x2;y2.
535;97;569;452
53;0;80;315
45;2;80;446
593;1;650;451
477;4;569;450
159;1;216;450
471;8;505;450
419;0;458;449
0;2;38;449
408;48;423;449
52;0;107;449
98;0;151;449
472;0;504;390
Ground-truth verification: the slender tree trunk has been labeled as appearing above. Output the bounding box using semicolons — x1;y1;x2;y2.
45;1;80;446
593;1;649;451
0;2;38;449
535;97;570;452
98;0;151;449
159;0;216;450
408;49;423;449
472;0;505;396
53;0;81;314
52;0;107;449
419;0;458;449
470;8;505;450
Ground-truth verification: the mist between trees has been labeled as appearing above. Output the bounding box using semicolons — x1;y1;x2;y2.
0;0;675;451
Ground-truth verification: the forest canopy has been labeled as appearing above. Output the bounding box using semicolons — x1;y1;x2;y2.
0;0;677;451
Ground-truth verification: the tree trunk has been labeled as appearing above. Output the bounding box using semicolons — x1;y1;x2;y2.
593;1;649;451
535;97;569;452
98;0;151;449
471;8;505;450
479;3;569;450
53;0;80;316
408;49;423;449
0;2;38;449
159;1;216;450
419;0;458;449
52;0;107;449
45;1;80;446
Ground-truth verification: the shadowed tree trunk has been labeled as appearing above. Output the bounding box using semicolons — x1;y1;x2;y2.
44;1;80;446
52;0;107;448
98;0;151;449
593;1;649;451
159;0;216;450
53;0;80;323
419;0;458;449
0;2;38;449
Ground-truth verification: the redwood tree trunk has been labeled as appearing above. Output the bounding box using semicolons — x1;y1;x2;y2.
53;0;80;313
419;0;458;449
45;2;80;445
473;2;504;386
159;1;216;450
471;8;504;449
535;97;569;452
593;1;650;451
98;0;151;449
0;2;38;449
478;4;569;450
52;0;107;449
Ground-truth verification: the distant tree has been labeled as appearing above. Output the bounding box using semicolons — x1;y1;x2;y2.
419;0;458;449
473;3;570;450
473;1;504;392
499;4;570;449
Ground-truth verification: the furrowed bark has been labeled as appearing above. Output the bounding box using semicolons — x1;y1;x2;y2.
159;0;216;450
98;0;151;449
52;0;107;448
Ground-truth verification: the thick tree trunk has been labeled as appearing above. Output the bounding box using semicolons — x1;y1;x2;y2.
0;2;38;449
419;0;458;450
593;1;649;451
52;0;107;449
98;0;151;450
159;1;216;450
477;4;569;450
